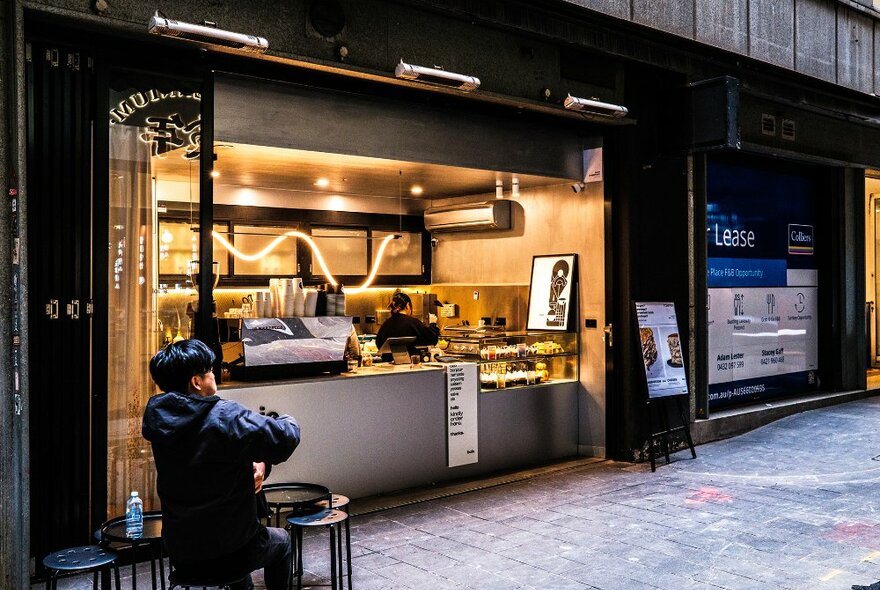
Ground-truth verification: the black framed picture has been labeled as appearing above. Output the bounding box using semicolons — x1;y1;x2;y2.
526;254;578;331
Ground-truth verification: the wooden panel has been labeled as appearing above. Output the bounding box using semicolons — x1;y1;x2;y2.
632;0;694;38
837;8;874;93
749;0;795;68
696;0;748;54
795;0;837;82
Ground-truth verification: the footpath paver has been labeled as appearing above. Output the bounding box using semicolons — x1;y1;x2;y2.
37;395;880;589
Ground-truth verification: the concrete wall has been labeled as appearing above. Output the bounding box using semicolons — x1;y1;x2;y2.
564;0;880;95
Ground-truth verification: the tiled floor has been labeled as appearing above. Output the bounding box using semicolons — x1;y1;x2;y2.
36;394;880;589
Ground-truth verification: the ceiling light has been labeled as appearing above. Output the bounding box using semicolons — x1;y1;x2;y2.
563;94;628;118
210;170;220;178
410;185;423;196
314;178;330;188
148;12;269;53
395;60;480;92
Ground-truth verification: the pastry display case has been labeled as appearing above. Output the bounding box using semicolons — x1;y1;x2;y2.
439;331;578;391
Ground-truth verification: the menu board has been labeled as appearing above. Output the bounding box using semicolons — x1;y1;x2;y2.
707;160;820;408
634;302;689;399
446;363;479;468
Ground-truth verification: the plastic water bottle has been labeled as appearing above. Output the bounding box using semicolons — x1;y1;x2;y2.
125;491;143;538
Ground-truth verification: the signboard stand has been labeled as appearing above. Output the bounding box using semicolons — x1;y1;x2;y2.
634;301;696;472
646;396;696;472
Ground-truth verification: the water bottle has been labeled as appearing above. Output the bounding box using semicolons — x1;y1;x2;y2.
125;491;143;538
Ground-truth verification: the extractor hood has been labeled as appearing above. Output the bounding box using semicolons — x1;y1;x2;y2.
424;201;511;232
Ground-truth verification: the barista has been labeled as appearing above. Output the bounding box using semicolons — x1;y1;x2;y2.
375;291;440;352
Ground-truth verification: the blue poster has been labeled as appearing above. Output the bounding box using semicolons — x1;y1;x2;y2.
707;161;820;409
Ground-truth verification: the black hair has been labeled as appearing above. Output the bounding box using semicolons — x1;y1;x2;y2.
389;291;412;314
149;339;215;394
552;260;570;278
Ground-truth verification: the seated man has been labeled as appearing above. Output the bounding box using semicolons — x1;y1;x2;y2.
143;339;301;590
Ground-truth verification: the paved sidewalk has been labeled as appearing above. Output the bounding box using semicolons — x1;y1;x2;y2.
39;395;880;589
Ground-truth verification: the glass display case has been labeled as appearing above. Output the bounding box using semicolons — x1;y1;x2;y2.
439;331;578;391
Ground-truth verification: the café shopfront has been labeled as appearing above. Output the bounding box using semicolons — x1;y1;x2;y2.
25;32;613;562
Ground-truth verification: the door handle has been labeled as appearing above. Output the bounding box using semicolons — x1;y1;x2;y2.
603;323;613;348
46;299;59;319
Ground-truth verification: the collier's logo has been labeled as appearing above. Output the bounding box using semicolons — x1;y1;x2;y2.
788;224;814;255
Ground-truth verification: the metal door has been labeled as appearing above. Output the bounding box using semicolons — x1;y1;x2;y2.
26;41;95;561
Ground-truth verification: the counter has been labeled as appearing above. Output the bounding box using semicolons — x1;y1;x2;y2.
218;364;578;498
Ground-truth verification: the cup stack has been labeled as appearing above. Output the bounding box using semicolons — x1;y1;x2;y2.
303;288;318;317
326;284;337;317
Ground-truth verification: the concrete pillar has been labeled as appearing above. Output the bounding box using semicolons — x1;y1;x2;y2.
0;0;30;586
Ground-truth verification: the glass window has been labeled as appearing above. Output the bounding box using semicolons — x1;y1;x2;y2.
108;74;202;518
230;225;298;276
158;221;229;277
373;230;422;275
312;227;368;277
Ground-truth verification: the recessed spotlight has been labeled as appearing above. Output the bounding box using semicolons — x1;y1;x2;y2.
210;170;220;178
410;185;424;196
315;178;330;188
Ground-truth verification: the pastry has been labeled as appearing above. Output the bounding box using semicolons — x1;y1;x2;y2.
640;327;657;370
667;333;683;367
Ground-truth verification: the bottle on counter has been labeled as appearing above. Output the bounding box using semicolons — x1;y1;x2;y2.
315;284;327;316
125;491;143;538
326;284;337;317
336;284;346;316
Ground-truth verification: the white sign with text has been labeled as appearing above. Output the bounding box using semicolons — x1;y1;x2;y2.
708;287;818;385
446;363;479;468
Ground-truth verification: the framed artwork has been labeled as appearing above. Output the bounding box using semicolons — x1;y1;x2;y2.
527;254;578;331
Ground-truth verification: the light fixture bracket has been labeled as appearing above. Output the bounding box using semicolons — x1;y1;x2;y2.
148;12;269;54
395;60;480;92
563;94;628;118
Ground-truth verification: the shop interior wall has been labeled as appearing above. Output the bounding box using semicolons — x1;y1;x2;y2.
866;177;880;381
431;184;607;457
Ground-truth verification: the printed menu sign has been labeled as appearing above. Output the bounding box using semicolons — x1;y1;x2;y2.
707;160;820;408
446;363;478;468
634;302;689;399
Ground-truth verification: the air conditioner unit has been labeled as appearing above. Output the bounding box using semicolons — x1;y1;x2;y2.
424;201;511;232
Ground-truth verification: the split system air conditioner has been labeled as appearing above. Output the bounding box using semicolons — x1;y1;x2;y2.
424;201;511;232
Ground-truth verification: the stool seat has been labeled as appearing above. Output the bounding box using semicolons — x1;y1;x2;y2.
287;508;347;528
43;545;118;571
316;494;350;511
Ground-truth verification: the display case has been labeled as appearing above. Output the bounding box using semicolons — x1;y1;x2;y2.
439;331;578;391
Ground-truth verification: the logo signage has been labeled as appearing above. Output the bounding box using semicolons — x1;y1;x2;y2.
788;224;814;255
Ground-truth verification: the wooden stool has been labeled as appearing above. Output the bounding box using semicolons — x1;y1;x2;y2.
316;495;352;590
42;545;121;590
286;508;350;590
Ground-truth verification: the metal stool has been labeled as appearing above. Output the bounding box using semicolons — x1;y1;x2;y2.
286;508;350;590
315;495;352;590
42;545;121;590
168;568;249;589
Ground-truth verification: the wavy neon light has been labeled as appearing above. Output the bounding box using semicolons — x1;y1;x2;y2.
211;230;398;294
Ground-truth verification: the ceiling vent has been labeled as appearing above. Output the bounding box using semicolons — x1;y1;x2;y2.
424;201;511;232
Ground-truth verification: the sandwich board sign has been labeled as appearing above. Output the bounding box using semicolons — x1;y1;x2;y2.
634;302;689;398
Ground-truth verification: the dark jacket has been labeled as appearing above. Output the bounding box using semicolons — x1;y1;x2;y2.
375;313;439;350
142;391;300;568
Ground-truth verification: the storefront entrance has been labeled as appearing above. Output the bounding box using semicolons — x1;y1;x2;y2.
864;172;880;387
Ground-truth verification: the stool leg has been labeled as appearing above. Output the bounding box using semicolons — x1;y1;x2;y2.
336;524;344;590
93;570;99;590
47;570;58;590
344;518;352;590
158;547;167;590
114;563;122;590
131;544;138;590
150;553;158;590
295;526;304;590
329;524;337;590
